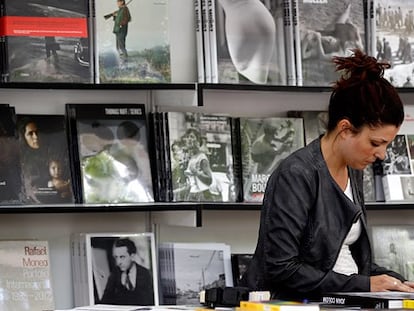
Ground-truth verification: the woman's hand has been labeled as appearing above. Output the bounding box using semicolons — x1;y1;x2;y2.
370;275;414;292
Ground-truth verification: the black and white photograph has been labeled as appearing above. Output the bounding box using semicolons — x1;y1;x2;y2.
231;253;253;286
382;134;411;175
370;225;414;280
287;110;328;145
158;242;233;305
87;233;158;306
375;0;414;87
363;164;376;202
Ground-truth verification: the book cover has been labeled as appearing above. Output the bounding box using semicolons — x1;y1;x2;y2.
16;114;74;204
194;0;205;83
295;0;365;86
321;291;414;309
201;0;212;83
0;106;24;205
286;110;328;145
92;0;170;83
1;0;93;83
362;163;376;202
165;111;238;202
382;134;411;175
373;0;414;87
66;103;154;204
0;240;55;311
284;0;296;86
158;242;233;305
213;0;287;85
239;117;304;202
231;253;253;287
239;300;320;311
370;225;414;280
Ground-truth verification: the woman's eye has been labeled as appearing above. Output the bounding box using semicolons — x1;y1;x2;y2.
371;141;380;147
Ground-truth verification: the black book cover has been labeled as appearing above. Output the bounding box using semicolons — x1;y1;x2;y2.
231;253;253;287
0;106;24;204
1;0;93;83
66;103;154;204
16;114;74;204
148;112;162;202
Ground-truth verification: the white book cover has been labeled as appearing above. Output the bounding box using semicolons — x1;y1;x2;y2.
201;0;212;82
370;225;414;280
208;0;219;83
84;233;159;307
158;242;233;305
0;240;54;311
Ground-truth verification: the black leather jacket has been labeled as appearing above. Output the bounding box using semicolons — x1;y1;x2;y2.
241;138;404;301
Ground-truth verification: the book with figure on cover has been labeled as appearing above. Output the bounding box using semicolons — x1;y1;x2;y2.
239;117;304;202
0;240;54;311
0;0;93;83
158;242;233;305
66;103;154;204
92;0;170;83
0;106;24;205
16;114;74;204
231;253;253;287
212;0;287;85
287;110;328;145
294;0;365;86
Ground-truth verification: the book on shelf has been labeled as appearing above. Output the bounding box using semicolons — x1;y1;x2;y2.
362;163;376;202
65;103;154;204
158;242;233;305
194;0;205;83
231;253;253;287
92;0;170;83
238;299;320;311
72;232;159;307
370;225;414;280
321;291;414;309
16;114;74;204
286;110;328;145
0;106;24;205
0;240;55;311
284;0;296;86
239;117;304;203
162;111;240;202
0;0;93;83
372;0;414;87
212;0;287;85
294;0;365;86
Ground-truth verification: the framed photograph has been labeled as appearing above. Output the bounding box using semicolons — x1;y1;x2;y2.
84;232;159;306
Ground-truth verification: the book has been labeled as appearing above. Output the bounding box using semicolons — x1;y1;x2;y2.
373;0;414;87
370;225;414;280
158;242;233;305
1;0;93;83
208;0;218;83
239;300;320;311
231;253;253;287
362;163;376;202
284;0;296;86
239;117;304;202
295;0;365;86
0;106;24;205
194;0;205;83
16;114;74;204
286;110;328;145
66;103;154;204
201;0;212;83
321;291;414;309
92;0;170;83
0;240;55;311
213;0;287;85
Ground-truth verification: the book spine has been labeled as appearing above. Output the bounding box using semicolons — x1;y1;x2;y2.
369;0;376;58
363;0;370;55
208;0;218;83
231;117;243;202
194;0;205;83
292;0;302;86
283;0;297;86
0;0;8;83
373;159;385;202
201;0;212;83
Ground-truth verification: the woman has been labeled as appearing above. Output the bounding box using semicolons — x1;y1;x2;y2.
242;49;414;301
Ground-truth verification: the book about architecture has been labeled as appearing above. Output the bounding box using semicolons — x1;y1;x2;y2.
164;111;239;202
16;114;74;204
239;117;304;202
373;0;414;87
212;0;287;85
370;225;414;280
66;103;154;204
0;106;24;205
0;240;54;311
92;0;170;83
158;242;233;305
294;0;365;86
1;0;93;83
80;232;159;307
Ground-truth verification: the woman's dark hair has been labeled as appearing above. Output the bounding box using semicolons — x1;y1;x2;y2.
327;49;404;132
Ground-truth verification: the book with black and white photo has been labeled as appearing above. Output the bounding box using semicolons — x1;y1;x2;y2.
92;0;170;83
1;0;93;83
231;253;253;287
294;0;365;86
65;103;154;204
212;0;287;85
158;242;233;305
239;117;304;203
287;110;328;145
0;240;55;311
16;114;74;204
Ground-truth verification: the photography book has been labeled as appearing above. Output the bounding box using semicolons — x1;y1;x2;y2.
66;103;154;204
1;0;93;83
0;240;54;311
16;114;74;204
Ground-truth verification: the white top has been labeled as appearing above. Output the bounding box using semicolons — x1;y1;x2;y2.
332;178;361;275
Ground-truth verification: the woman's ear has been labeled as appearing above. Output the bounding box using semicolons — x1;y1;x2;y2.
337;119;353;135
